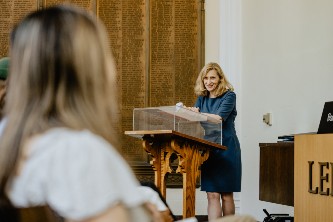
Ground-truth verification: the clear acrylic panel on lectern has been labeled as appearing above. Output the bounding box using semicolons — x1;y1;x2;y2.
133;106;222;145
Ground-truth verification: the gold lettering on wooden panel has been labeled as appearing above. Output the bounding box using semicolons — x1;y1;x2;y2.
98;1;148;161
0;1;11;57
174;0;200;106
97;1;124;156
98;1;122;74
150;0;201;107
45;0;93;11
0;0;37;57
121;0;147;160
150;0;174;106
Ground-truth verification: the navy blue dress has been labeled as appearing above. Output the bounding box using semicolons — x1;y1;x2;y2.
194;91;242;192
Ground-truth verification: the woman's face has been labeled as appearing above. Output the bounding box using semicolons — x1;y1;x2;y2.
203;69;220;96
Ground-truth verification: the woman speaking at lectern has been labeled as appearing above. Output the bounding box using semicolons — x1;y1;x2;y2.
189;62;242;221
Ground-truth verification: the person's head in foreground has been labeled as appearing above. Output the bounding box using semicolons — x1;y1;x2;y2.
0;4;162;222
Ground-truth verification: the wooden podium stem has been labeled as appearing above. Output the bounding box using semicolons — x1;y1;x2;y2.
173;140;209;218
142;139;173;198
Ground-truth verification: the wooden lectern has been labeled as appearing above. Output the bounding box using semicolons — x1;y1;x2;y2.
125;130;226;219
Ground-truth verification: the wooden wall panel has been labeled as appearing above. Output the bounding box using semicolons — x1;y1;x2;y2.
96;0;124;158
44;0;93;10
150;0;175;106
174;0;201;106
120;0;148;160
0;1;204;168
150;0;200;107
98;0;148;161
0;0;37;57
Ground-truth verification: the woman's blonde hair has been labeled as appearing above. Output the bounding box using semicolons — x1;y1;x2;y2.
194;62;234;97
0;5;119;201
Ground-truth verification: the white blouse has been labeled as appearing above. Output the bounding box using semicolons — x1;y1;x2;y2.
9;128;146;220
137;186;168;211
